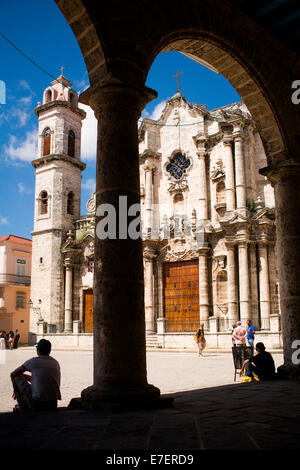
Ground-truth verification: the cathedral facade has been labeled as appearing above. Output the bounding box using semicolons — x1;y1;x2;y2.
29;76;282;349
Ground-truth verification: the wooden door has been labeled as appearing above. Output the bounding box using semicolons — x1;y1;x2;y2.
163;260;199;332
84;290;93;333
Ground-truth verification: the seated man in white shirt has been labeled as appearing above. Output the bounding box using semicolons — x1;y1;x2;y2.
10;339;61;411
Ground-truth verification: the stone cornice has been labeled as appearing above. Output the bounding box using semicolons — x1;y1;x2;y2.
32;154;86;171
35;100;86;119
260;159;300;185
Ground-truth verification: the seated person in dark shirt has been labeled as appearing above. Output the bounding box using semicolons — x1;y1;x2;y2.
239;342;276;381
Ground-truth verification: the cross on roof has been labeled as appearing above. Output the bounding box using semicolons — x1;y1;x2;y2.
172;69;184;95
60;65;65;76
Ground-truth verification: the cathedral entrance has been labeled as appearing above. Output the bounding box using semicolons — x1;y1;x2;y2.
163;260;199;332
84;290;93;333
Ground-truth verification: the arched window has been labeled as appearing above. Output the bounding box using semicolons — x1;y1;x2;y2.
69;93;75;105
40;191;48;215
43;128;51;156
45;89;52;103
216;181;226;204
67;192;74;215
68;130;75;158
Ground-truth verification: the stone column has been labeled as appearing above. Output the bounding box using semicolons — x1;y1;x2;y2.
234;129;246;213
195;138;208;220
144;166;153;233
261;160;300;372
157;262;164;319
226;243;238;325
249;243;259;328
238;241;250;322
144;248;156;333
64;261;73;333
258;242;271;330
80;79;160;407
223;136;236;211
198;245;210;330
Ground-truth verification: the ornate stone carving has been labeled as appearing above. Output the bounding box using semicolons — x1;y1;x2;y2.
211;159;225;181
86;191;96;214
168;175;189;194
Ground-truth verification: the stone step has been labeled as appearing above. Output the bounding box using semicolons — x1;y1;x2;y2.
146;334;158;348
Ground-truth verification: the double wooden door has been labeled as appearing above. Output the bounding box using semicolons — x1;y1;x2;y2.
163;260;199;332
84;290;93;333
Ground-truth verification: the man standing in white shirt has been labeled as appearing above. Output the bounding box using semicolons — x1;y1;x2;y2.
232;321;247;346
10;339;61;411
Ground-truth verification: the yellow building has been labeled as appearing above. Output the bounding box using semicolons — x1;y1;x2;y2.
0;235;32;344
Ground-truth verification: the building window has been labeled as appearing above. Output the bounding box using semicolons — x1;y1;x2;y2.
67;192;74;215
167;152;190;180
45;89;52;103
43;128;51;156
16;293;25;309
68;130;75;158
16;259;26;277
88;258;94;273
40;191;48;215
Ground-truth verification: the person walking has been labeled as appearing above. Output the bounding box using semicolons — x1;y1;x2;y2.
13;329;20;349
194;323;206;356
10;339;61;411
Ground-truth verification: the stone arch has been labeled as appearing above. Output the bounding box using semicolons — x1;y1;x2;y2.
55;0;300;166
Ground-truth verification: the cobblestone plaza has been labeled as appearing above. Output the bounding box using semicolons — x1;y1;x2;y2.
0;347;284;412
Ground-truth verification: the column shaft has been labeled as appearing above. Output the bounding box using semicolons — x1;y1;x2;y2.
265;160;300;367
64;266;73;332
234;133;246;210
80;82;160;404
238;242;250;321
249;243;259;327
258;243;271;329
144;255;155;333
198;153;208;219
226;244;238;324
199;248;210;329
224;141;236;211
145;169;153;231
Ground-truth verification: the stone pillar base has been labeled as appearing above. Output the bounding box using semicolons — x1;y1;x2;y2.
277;363;300;380
209;316;219;333
79;383;165;410
37;320;44;335
270;314;281;332
73;320;81;334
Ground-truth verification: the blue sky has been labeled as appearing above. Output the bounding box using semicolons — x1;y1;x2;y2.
0;0;240;240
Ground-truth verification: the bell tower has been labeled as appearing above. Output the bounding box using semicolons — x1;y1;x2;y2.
30;73;86;336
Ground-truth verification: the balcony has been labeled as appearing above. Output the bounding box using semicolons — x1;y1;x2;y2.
0;273;31;286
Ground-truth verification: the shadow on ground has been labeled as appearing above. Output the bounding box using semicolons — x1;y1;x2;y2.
0;380;299;450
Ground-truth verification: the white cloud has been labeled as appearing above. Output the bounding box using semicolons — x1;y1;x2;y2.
3;128;38;162
82;178;96;191
0;216;8;225
148;99;169;121
79;103;97;161
18;182;32;194
19;80;31;91
11;108;29;127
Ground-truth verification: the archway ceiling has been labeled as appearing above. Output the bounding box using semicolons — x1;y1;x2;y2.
230;0;300;54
